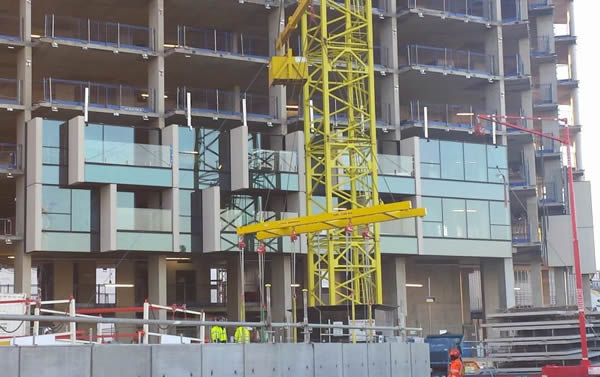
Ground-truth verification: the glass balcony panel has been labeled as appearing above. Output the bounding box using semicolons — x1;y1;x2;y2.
0;218;15;236
532;36;551;55
245;93;278;119
0;143;22;170
533;84;554;104
0;78;21;105
116;207;172;232
402;46;494;75
220;209;244;232
85;139;172;168
377;154;414;176
512;219;531;243
178;26;268;57
504;55;523;76
249;149;298;173
380;218;416;236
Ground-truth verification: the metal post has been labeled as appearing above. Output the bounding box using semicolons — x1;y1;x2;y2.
117;23;120;48
266;284;272;343
87;19;90;44
214;29;217;52
96;317;103;344
69;297;76;344
89;328;93;344
242;97;247;127
143;301;149;344
84;87;89;122
240;245;246;322
303;289;309;344
33;306;40;336
186;91;192;128
424;106;429;139
52;14;55;38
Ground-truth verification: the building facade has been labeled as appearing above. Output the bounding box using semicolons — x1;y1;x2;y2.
0;0;594;339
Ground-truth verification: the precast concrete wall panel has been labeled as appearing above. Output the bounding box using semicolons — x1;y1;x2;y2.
92;345;151;377
367;343;392;377
20;345;91;377
343;344;368;377
410;343;431;377
202;344;244;377
278;343;314;377
245;343;281;377
151;344;202;377
0;347;20;377
391;342;411;377
314;343;343;377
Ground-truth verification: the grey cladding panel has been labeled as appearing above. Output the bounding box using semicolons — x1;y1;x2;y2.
410;343;431;377
314;343;343;377
21;346;91;377
368;343;392;377
151;344;202;377
245;344;280;377
0;347;19;377
343;344;368;377
202;344;244;377
278;343;314;377
390;342;411;377
92;345;151;377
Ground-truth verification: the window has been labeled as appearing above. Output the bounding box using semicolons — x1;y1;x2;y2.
176;270;196;305
487;145;508;183
440;141;464;180
210;267;227;304
422;197;442;237
420;139;441;178
466;200;490;239
514;266;533;307
96;267;116;305
490;201;511;240
464;143;487;182
442;199;467;238
469;270;483;314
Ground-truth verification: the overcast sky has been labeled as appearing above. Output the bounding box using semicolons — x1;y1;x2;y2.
574;2;599;269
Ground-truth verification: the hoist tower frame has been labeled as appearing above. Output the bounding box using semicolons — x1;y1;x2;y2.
300;0;381;307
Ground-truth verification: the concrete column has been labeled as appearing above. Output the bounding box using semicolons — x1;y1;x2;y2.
148;255;167;322
227;255;242;324
54;261;74;299
100;184;117;252
75;262;96;303
230;125;249;191
149;0;165;127
14;252;31;296
583;274;592;309
25;118;43;253
268;8;286;123
232;32;240;54
554;267;568;306
271;254;292;341
481;258;515;316
233;85;241;113
382;256;407;330
400;137;422;253
68;116;85;185
485;22;506;144
518;38;531;76
530;260;544;307
460;269;471;326
193;258;211;305
115;261;136;335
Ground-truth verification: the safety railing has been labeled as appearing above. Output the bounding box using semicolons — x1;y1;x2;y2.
176;87;278;119
249;149;298;173
377;154;414;177
84;139;172;168
0;143;22;170
373;0;391;12
502;0;523;21
95;284;116;305
379;218;416;236
528;0;552;9
44;14;155;51
512;219;532;243
504;54;524;76
399;0;492;20
539;181;563;204
400;100;485;131
0;78;22;105
376;102;393;126
374;45;391;68
0;218;15;236
116;208;172;232
399;45;496;75
531;36;552;55
177;25;269;57
42;78;156;113
0;15;21;40
509;161;530;187
533;84;554;105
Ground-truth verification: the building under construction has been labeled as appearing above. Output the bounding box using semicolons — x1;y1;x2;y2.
0;0;596;350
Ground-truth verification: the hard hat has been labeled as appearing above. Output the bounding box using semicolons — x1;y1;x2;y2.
449;348;461;358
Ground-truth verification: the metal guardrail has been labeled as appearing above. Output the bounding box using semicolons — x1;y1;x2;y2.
177;25;269;57
400;45;496;75
532;36;552;55
0;143;22;170
0;78;23;105
42;78;156;113
399;0;493;20
0;217;15;236
176;87;279;119
401;100;485;131
0;15;21;40
44;14;155;51
533;84;554;105
504;54;525;76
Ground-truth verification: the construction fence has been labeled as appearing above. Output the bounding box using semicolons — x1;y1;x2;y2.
0;342;430;377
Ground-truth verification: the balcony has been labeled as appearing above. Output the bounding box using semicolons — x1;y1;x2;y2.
528;0;553;12
374;45;392;70
116;207;173;251
0;78;23;107
40;78;156;114
0;15;21;42
378;154;414;177
509;161;532;188
533;84;555;106
531;36;554;58
85;140;172;168
539;181;564;206
44;15;155;52
175;87;279;121
512;219;534;244
503;55;525;77
0;143;23;173
400;101;487;133
397;0;493;21
399;45;496;76
502;0;524;22
0;218;16;237
176;25;269;59
249;149;299;191
554;24;576;44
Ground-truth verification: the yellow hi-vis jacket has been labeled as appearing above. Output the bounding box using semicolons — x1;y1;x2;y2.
211;325;227;343
234;326;250;344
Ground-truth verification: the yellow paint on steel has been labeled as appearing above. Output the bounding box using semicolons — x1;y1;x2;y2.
275;0;311;51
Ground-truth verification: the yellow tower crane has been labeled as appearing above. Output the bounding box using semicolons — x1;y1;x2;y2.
267;0;396;308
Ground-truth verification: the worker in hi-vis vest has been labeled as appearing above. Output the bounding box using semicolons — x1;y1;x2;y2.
210;318;227;343
234;326;250;344
447;348;465;377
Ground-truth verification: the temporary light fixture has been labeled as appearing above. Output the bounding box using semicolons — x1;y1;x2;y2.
165;257;191;261
333;207;347;211
456;112;474;117
5;239;12;245
242;97;247;127
104;283;134;288
186;92;192;129
7;255;15;259
84;87;89;122
406;283;423;288
290;283;301;288
7;172;13;179
514;287;521;291
423;106;429;139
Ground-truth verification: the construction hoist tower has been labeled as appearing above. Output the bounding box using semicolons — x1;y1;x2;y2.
270;0;381;307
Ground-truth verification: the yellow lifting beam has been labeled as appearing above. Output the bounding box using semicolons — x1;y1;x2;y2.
237;201;426;240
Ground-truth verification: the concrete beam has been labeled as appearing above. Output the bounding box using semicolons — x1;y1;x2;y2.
100;184;117;252
230;125;249;191
149;255;167;323
202;186;220;253
68;116;85;185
